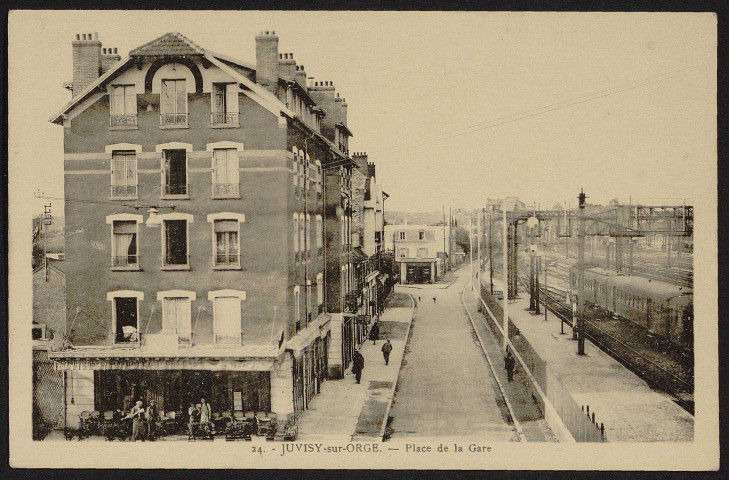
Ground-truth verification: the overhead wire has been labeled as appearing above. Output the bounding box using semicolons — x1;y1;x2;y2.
368;66;699;160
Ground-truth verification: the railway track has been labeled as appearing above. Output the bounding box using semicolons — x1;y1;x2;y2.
514;269;694;414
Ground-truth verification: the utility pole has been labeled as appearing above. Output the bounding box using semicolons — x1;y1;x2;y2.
477;208;482;284
469;213;474;291
543;257;548;321
577;189;586;355
43;204;52;282
502;204;509;350
442;205;447;275
488;206;494;294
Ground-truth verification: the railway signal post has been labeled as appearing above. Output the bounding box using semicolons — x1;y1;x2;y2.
577;189;586;355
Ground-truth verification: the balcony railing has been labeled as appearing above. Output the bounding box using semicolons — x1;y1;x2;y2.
160;113;188;127
162;253;190;268
163;183;189;196
110;184;138;198
214;253;240;267
112;255;139;268
109;114;138;127
211;112;239;125
212;182;239;198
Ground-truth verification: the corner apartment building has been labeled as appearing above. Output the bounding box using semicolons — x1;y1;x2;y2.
384;223;451;284
49;31;361;426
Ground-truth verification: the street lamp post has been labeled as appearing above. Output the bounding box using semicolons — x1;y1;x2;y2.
577;189;586;355
502;204;509;350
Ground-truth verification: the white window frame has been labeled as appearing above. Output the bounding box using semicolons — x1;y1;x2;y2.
306;213;311;251
210;82;240;127
316;273;324;307
316;215;323;249
419;231;425;240
293;213;299;253
109;84;138;129
110;150;139;200
158;212;194;270
106;213;143;271
294;286;301;331
299;213;306;259
207;212;246;270
160;78;189;128
156;290;196;344
107;290;144;345
399;231;406;240
210;148;241;199
208;289;246;345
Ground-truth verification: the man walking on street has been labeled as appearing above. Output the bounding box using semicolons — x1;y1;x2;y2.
352;350;365;384
369;322;380;345
381;339;393;365
504;350;516;382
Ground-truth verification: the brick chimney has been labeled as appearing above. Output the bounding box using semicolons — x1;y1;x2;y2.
72;32;102;97
352;152;369;174
255;31;279;94
101;47;121;74
367;161;376;180
294;65;307;89
335;93;348;126
278;52;296;81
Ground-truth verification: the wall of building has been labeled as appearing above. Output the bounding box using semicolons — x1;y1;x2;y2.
63;75;292;346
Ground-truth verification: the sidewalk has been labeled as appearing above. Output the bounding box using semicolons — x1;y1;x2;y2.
482;275;694;442
295;292;415;442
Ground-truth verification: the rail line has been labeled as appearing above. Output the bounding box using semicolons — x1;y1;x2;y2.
513;269;694;414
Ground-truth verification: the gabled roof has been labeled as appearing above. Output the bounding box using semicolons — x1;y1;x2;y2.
129;32;205;57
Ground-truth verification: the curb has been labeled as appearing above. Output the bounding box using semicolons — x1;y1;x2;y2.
460;283;527;442
377;290;416;441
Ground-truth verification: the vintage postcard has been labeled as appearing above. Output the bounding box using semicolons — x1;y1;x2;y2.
8;10;719;470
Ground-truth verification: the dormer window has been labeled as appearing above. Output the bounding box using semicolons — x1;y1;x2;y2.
110;85;137;128
160;79;188;127
211;83;239;127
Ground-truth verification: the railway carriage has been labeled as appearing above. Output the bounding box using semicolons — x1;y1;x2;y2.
570;267;693;349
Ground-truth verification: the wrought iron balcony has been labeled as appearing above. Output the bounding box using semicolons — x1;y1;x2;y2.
162;253;190;268
160;113;188;127
212;182;239;198
109;114;138;127
110;184;138;198
210;112;239;125
112;255;139;268
214;253;241;268
163;183;189;196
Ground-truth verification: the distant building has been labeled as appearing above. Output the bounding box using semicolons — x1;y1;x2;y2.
384;224;451;284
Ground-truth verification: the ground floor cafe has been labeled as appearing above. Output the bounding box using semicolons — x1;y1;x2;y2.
48;332;331;437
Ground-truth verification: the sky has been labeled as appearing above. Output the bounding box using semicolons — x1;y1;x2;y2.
8;11;717;215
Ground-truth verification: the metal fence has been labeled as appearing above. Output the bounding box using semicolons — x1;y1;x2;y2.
478;283;606;442
33;349;65;428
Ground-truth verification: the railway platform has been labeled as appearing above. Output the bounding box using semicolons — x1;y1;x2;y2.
478;276;694;442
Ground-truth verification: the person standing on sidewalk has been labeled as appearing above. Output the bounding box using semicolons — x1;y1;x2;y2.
504;350;516;382
369;322;380;345
352;350;365;384
381;339;393;365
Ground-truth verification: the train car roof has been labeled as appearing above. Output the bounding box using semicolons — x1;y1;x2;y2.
606;274;692;302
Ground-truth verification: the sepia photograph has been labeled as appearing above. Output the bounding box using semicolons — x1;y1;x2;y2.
8;10;719;470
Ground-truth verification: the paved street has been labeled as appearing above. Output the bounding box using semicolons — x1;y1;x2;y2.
387;267;519;441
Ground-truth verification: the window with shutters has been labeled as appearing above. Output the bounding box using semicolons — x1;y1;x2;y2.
399;231;406;240
417;247;427;258
316;215;323;257
212;148;239;198
211;83;239;126
112;220;139;269
110;151;138;198
293;214;299;254
162;297;192;345
110;85;137;128
107;290;144;344
316;273;324;312
213;296;241;344
160;79;188;127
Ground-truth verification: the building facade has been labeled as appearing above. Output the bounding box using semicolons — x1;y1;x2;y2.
384;224;451;284
49;31;367;426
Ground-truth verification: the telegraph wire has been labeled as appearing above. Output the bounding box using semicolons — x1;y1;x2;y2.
368;66;699;160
